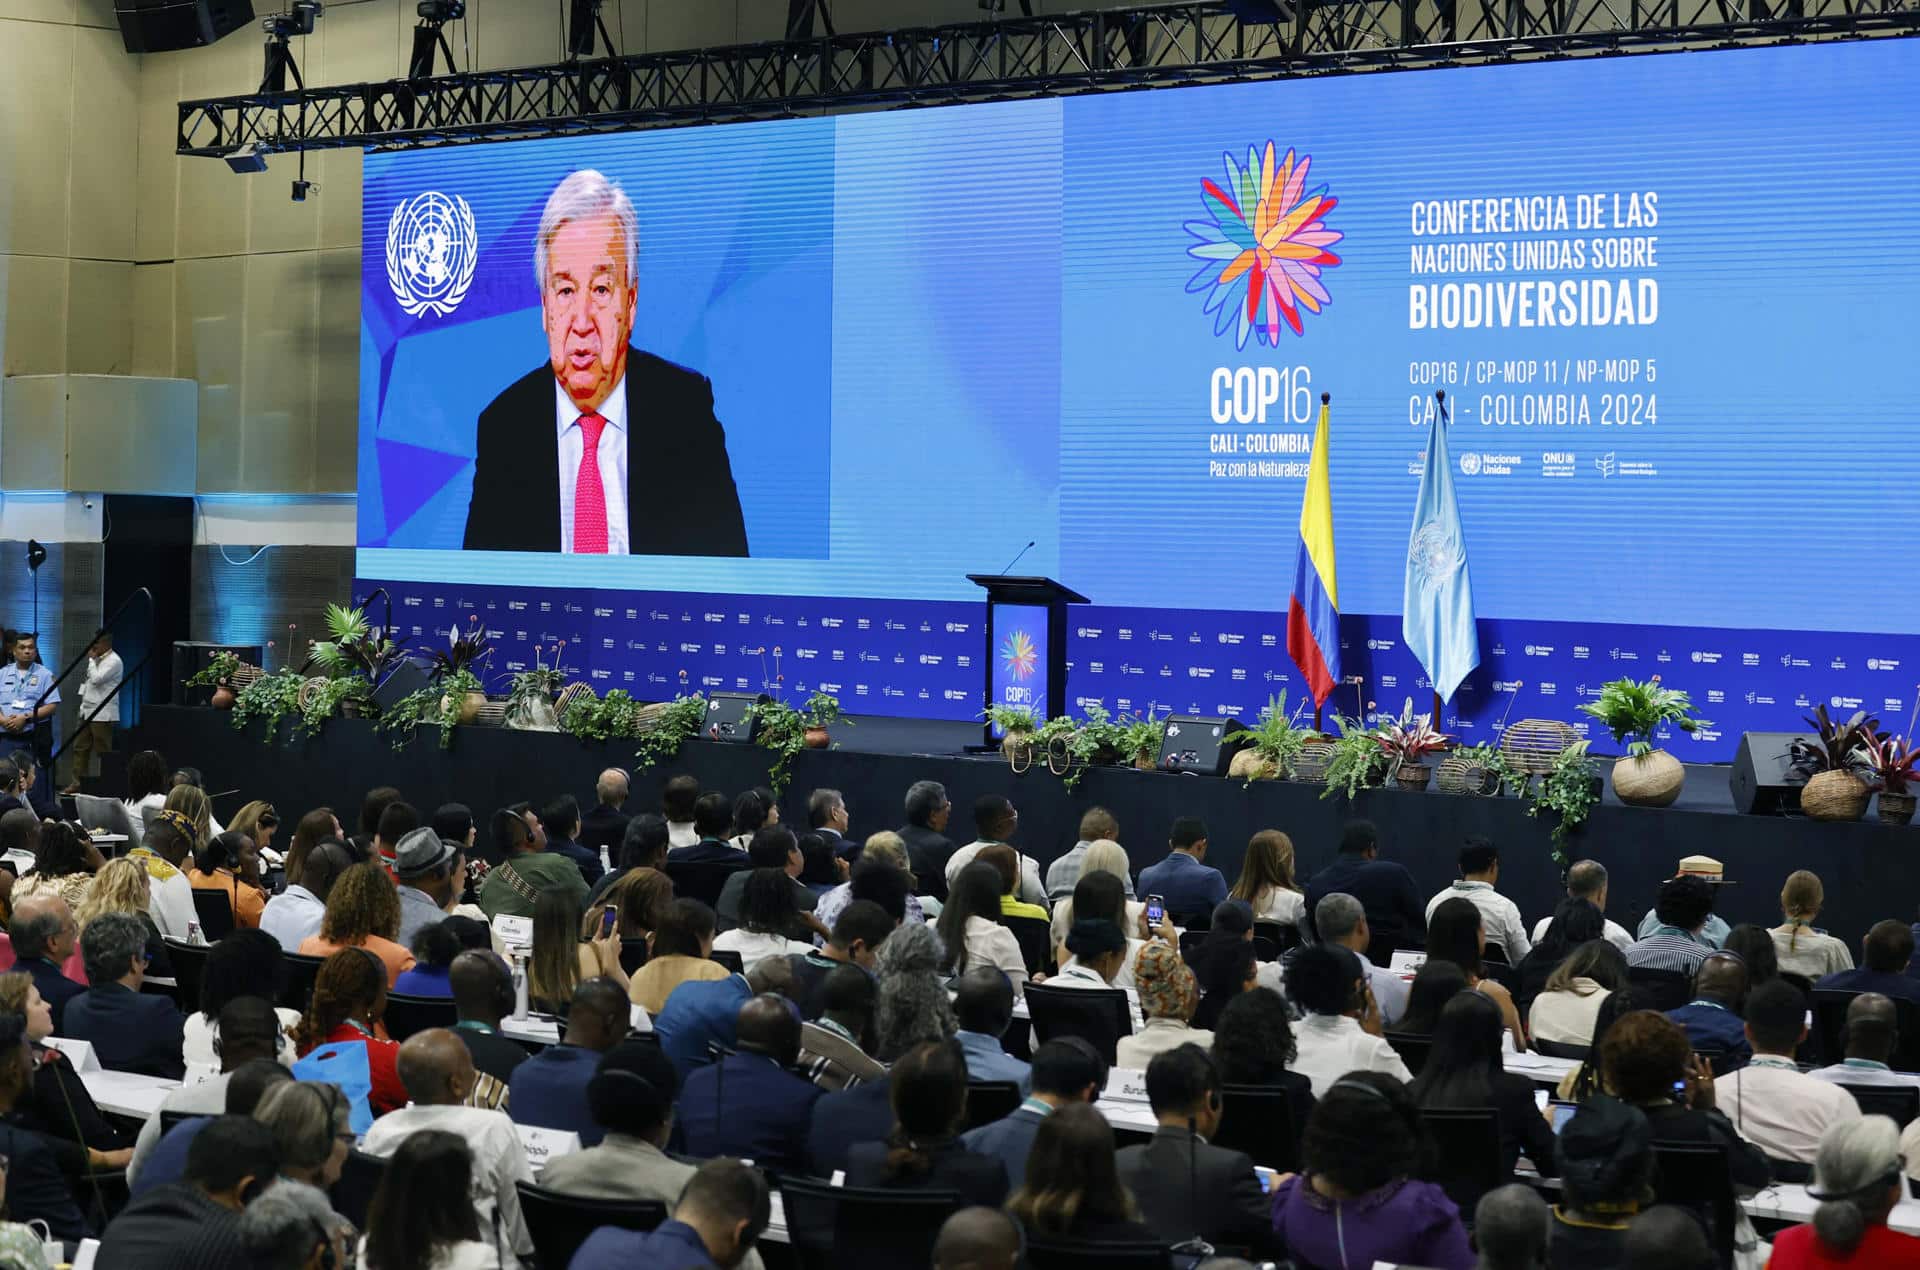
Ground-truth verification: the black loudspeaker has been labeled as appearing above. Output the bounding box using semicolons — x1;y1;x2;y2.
1156;714;1248;776
704;692;770;744
172;641;264;707
1731;731;1808;815
115;0;255;52
370;660;429;716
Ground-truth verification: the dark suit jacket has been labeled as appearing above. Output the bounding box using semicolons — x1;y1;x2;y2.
960;1103;1049;1191
1304;855;1427;964
63;982;186;1079
24;957;84;1033
463;349;748;557
808;1076;894;1176
846;1137;1009;1208
896;824;956;900
550;837;605;888
1117;1127;1271;1253
0;1121;88;1241
579;804;630;861
677;1053;822;1175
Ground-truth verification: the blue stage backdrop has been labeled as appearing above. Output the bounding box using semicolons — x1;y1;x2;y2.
359;39;1920;759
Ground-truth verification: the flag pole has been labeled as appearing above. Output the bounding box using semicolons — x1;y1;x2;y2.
1432;388;1451;732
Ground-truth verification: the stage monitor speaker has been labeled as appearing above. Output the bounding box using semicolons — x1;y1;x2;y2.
370;660;429;716
172;641;264;707
1730;731;1808;815
115;0;255;52
704;692;770;744
1156;714;1247;776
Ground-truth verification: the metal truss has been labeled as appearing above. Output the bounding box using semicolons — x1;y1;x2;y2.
177;0;1920;156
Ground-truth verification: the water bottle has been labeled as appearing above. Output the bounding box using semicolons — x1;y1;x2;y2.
510;951;530;1022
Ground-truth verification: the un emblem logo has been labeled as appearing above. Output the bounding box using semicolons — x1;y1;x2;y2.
385;191;477;318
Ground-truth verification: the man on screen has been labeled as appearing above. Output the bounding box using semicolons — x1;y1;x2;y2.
464;168;749;556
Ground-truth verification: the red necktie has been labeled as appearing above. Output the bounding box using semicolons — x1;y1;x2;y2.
572;411;609;554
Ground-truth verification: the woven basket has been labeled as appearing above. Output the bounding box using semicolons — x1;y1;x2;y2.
1500;719;1581;777
1002;731;1034;773
1436;752;1501;796
1611;750;1685;808
1228;750;1280;782
632;700;673;732
470;698;507;728
1878;792;1917;826
554;681;596;718
229;663;265;689
1291;739;1336;784
297;676;330;710
1395;763;1433;792
1802;769;1869;822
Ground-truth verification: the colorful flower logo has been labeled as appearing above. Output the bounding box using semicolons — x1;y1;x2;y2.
1184;142;1343;347
1000;630;1039;681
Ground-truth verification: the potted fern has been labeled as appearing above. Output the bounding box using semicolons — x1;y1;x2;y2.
1577;676;1708;807
1789;705;1879;822
1859;733;1920;826
633;694;708;769
1321;715;1390;801
1225;692;1310;783
1374;699;1450;792
1119;709;1167;771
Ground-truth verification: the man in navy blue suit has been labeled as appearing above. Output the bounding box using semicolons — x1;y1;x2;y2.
571;1158;770;1270
63;911;185;1079
806;1076;894;1177
676;994;822;1175
9;895;83;1032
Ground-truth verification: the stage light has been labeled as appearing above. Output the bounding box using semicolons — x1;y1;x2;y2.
224;142;269;174
566;0;615;60
259;1;320;94
409;0;464;79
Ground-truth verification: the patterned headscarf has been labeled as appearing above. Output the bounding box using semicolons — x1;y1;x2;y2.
1134;939;1198;1022
155;809;197;839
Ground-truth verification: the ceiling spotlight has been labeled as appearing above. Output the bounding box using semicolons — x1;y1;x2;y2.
260;2;321;93
225;142;269;174
409;0;465;79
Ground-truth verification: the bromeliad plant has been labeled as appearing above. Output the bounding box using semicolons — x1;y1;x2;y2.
1787;704;1882;779
1374;698;1451;771
1577;676;1709;757
1858;732;1920;796
420;616;494;683
505;642;569;729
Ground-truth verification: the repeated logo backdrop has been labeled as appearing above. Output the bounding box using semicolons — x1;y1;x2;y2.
360;577;1920;761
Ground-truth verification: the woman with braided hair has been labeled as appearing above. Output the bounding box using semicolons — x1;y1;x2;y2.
294;947;406;1115
298;861;417;987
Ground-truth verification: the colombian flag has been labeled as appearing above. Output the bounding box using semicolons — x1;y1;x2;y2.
1286;397;1340;707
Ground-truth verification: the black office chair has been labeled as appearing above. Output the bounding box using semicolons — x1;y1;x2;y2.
1813;990;1920;1071
190;888;236;942
1024;981;1132;1064
1836;1083;1920;1128
282;951;326;1012
1478;958;1520;994
158;1110;209;1136
709;949;744;975
1001;914;1054;976
1627;966;1694;1013
664;859;749;910
963;1081;1023;1132
1420;1107;1505;1215
1025;1236;1175;1268
515;1181;668;1270
619;937;651;975
330;1148;388;1229
162;938;210;1014
1650;1140;1737;1269
1178;930;1208;966
1214;1083;1306;1173
1530;1037;1590;1061
1385;1031;1432;1076
382;992;458;1041
1253;920;1301;955
778;1176;964;1270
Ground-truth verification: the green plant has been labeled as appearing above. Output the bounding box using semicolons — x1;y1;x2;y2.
983;703;1041;735
754;700;810;796
1030;704;1130;790
1577;676;1709;757
506;644;569;727
1374;697;1451;767
309;603;404;682
1788;704;1882;780
633;695;709;769
801;690;848;732
561;688;628;742
419;616;494;682
1447;741;1517;795
296;675;368;738
1320;715;1390;801
229;667;305;739
378;667;482;751
1859;733;1920;796
186;650;240;689
1118;710;1167;765
1527;739;1600;867
1226;692;1311;781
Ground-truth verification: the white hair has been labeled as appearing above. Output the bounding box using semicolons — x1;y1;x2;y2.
534;168;639;292
1810;1115;1904;1252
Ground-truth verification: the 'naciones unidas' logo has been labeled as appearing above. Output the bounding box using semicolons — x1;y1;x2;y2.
1184;143;1343;348
1000;630;1039;681
386;190;478;318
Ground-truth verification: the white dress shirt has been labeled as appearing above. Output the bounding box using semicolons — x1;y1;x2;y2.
1426;880;1532;963
1116;1017;1216;1071
1810;1058;1920;1089
1715;1054;1862;1163
554;377;629;554
962;915;1029;994
1528;979;1612;1046
1249;886;1306;929
946;841;1048;907
360;1103;533;1264
1289;1013;1413;1097
667;820;697;850
1531;912;1633;952
182;1006;302;1068
79;650;123;723
711;928;814;972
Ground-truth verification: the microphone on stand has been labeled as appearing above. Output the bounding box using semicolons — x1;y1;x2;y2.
1169;1113;1215;1260
998;540;1037;576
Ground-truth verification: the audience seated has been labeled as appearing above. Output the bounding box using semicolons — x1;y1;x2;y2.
348;787;401;860
528;887;627;1012
676;992;824;1174
185;929;301;1067
1400;958;1471;1034
538;1039;693;1198
297;862;418;988
653;952;791;1076
392;917;466;998
1516;897;1607;1009
945;796;1046;907
259;837;352;952
477;805;588;919
0;970;132;1173
1048;839;1144;957
1285;944;1411;1096
665;792;751;870
130;999;284;1186
1528;938;1627;1049
78;853;177;980
805;787;854;860
1811;993;1920;1090
1622;1204;1717;1269
1530;859;1633;950
952;966;1030;1092
1270;1071;1472;1270
814;837;925;934
66;909;186;1078
0;1011;88;1240
1771;870;1854;980
1630;875;1723;975
447;949;527;1104
1427;895;1525;1049
371;799;421;877
1425;836;1532;964
1118;940;1211;1068
1187;903;1261;1030
293;947;406;1115
358;1129;500;1270
392;826;465;950
241;1177;354;1270
1664;950;1753;1070
711;868;815;970
1408;992;1558;1184
359;1028;533;1265
797;962;884;1091
571;1157;770;1270
898;779;957;900
187;831;268;930
1302;819;1425;962
630;898;729;1014
1227;828;1306;931
126;808;200;944
846;1038;1008;1205
509;976;628;1145
1006;1101;1158;1243
593;859;674;944
1045;808;1124;903
254;1079;352;1197
1052;917;1130;996
1715;979;1861;1168
431;801;478;859
7;892;82;1031
1773;1115;1920;1268
937;862;1028;994
1723;922;1782;986
963;1037;1105;1189
787;899;892;1019
662;775;702;851
933;1205;1023;1270
1304;892;1412;1026
716;827;822;932
1137;817;1227;925
1550;1095;1655;1270
1818;919;1920;1006
1474;1184;1551;1270
724;788;775;853
1116;1043;1271;1254
1598;1010;1770;1191
96;1116;282;1269
590;815;670;908
134;1055;288;1199
540;794;606;887
1209;987;1316;1126
14;821;100;914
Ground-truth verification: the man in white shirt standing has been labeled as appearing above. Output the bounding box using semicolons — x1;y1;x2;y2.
63;629;122;795
359;1028;534;1266
1808;994;1920;1089
1529;858;1633;951
1714;979;1861;1166
1425;837;1531;965
1283;944;1411;1097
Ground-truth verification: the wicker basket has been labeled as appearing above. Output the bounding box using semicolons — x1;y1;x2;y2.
1612;750;1685;808
1500;719;1581;777
1228;750;1280;782
1002;731;1034;773
1878;792;1917;826
297;676;331;710
554;681;596;718
470;698;507;728
1395;763;1433;792
1291;739;1336;784
1436;752;1501;796
1802;769;1869;822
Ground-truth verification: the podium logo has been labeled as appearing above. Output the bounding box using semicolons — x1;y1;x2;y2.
386;191;477;318
1000;630;1039;681
1184;143;1343;348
